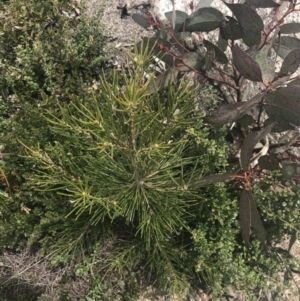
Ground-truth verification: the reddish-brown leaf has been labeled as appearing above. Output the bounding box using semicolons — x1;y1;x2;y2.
232;44;263;82
240;122;276;171
239;190;252;246
250;198;266;244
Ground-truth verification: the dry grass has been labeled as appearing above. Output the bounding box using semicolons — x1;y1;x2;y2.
0;249;66;301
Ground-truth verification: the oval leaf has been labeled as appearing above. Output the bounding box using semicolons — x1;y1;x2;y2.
272;36;300;59
287;78;300;87
132;14;150;30
280;48;300;75
180;52;205;71
242;28;261;47
245;0;280;7
204;91;265;125
253;122;276;145
239;190;252;246
223;2;264;31
240;131;256;171
190;173;236;188
240;122;275;170
237;114;256;127
220;17;244;40
265;85;300;131
165;10;188;24
218;29;228;51
184;7;223;32
280;23;300;34
250;197;266;244
255;45;276;83
223;1;264;47
204;102;245;125
196;0;215;9
203;39;228;64
232;44;263;82
165;10;188;31
271;75;292;89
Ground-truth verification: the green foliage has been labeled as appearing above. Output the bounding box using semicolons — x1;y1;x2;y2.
254;183;300;242
37;295;54;301
16;40;229;295
0;0;108;105
0;0;109;251
192;180;300;300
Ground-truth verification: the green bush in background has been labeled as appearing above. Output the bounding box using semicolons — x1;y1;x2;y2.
0;0;109;251
0;0;107;104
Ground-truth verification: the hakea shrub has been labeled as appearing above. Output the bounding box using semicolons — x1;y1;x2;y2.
17;41;229;295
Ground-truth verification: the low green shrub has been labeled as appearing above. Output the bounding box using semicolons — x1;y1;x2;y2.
0;0;109;250
15;41;227;296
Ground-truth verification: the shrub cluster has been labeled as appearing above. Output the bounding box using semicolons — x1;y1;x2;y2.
0;0;300;300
